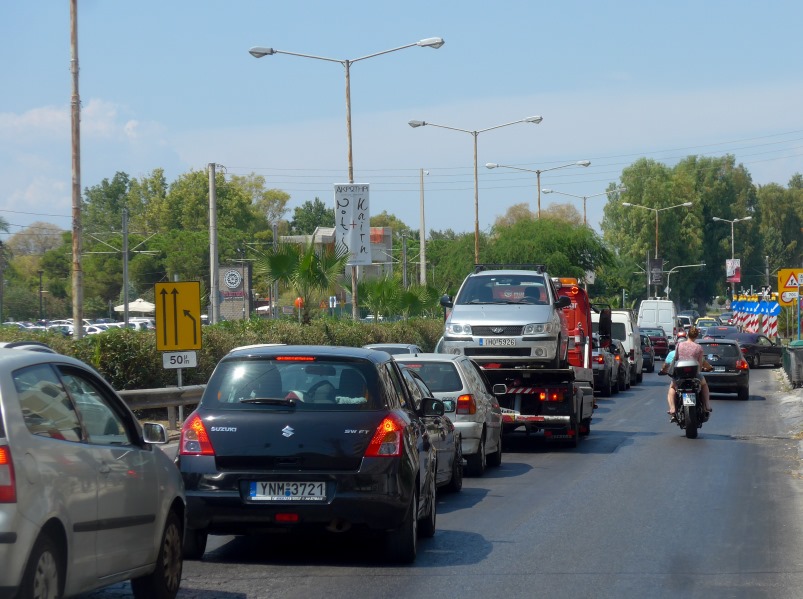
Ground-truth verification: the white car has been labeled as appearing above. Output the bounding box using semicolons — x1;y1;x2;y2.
0;346;185;598
395;353;503;476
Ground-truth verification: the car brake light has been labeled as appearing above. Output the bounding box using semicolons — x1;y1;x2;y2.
180;414;216;456
365;414;405;457
736;359;749;371
275;356;315;361
0;446;16;503
594;354;605;364
456;394;477;415
537;388;565;402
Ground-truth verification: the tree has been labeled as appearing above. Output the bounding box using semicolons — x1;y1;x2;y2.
494;203;535;228
229;173;291;226
83;172;131;234
289;198;335;234
6;222;64;256
254;240;349;324
541;203;583;225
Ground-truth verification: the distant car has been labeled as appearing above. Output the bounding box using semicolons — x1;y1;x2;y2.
177;345;442;564
610;339;631;391
0;347;184;598
701;325;740;339
591;334;616;397
698;338;750;401
640;333;656;373
394;353;503;477
679;309;700;322
362;343;424;355
640;326;669;359
398;366;463;493
676;315;693;332
717;312;735;325
696;317;719;328
732;332;784;368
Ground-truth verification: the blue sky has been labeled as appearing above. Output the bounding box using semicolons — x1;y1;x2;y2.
2;0;802;244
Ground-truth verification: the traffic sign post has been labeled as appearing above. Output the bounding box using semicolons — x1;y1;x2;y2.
155;281;202;351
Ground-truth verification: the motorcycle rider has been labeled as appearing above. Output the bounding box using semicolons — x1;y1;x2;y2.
662;326;712;420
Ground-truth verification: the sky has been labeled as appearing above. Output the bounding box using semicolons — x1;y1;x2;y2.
2;0;803;246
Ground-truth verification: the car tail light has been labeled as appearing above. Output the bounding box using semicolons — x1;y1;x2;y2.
736;359;749;371
180;414;216;456
365;413;405;457
740;347;748;354
456;394;477;415
537;388;566;402
614;354;621;362
0;446;16;503
276;356;315;362
275;513;299;523
594;354;605;364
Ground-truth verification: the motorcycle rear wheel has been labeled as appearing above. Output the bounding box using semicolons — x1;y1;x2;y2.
684;405;698;439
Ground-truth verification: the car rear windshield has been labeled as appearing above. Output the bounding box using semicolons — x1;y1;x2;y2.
203;357;383;410
699;343;740;358
398;362;463;393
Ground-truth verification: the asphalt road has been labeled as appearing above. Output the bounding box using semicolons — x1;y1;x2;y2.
81;366;803;599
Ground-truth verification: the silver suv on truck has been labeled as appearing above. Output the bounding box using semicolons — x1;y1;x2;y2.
439;265;571;367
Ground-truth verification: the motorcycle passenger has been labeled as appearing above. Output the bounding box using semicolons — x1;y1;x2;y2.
662;327;712;420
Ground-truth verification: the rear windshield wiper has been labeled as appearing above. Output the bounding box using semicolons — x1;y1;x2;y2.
240;397;296;406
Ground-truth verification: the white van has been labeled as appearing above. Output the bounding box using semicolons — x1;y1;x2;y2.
592;309;643;385
637;299;679;347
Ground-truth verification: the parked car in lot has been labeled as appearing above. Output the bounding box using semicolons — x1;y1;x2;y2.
0;346;184;599
640;333;656;373
362;343;424;355
609;339;631;391
398;366;463;492
640;326;669;360
732;332;784;368
394;353;503;476
177;345;443;564
698;338;750;401
591;334;616;397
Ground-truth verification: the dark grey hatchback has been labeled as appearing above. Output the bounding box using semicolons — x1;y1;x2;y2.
177;345;443;564
698;338;750;401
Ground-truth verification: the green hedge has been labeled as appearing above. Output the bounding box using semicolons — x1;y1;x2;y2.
0;318;444;390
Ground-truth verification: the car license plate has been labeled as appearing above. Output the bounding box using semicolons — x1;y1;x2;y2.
250;481;326;502
681;393;696;406
481;338;515;347
713;366;725;372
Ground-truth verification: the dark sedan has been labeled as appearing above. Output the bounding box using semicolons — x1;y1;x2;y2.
640;327;669;359
700;325;740;339
640;333;656;373
698;338;750;401
177;345;443;564
732;332;784;368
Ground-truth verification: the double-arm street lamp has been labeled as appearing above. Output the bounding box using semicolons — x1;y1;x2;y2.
541;185;627;225
712;215;752;299
665;263;706;301
409;116;543;263
485;160;590;219
250;37;445;319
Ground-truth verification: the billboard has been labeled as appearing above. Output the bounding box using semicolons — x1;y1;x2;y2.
726;259;741;283
334;184;372;266
649;258;663;285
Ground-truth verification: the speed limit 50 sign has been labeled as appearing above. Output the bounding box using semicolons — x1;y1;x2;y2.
162;351;198;369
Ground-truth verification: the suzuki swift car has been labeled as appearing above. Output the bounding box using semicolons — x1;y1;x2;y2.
0;347;184;599
177;345;443;564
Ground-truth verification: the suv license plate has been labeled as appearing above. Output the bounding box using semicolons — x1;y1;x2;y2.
481;338;515;347
250;481;326;502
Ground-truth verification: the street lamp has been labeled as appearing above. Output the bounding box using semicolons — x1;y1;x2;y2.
665;263;706;301
250;37;444;320
419;168;429;285
541;185;627;225
37;270;44;321
712;215;752;299
621;201;693;297
409;116;543;263
486;160;590;219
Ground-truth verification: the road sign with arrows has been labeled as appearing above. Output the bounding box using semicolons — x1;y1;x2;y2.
154;281;202;351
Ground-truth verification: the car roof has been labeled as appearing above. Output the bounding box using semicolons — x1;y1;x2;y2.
394;353;462;363
0;341;57;353
698;338;739;345
223;344;390;365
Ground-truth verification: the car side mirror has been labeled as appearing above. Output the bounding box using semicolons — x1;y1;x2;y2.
142;422;168;444
439;294;453;309
555;296;571;309
422;397;445;417
492;383;507;396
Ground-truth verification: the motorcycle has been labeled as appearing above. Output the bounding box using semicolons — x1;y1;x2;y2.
659;359;709;439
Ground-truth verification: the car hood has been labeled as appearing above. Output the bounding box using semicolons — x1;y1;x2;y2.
449;303;554;325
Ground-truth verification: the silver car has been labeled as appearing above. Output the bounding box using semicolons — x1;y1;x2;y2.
0;347;185;598
395;353;503;476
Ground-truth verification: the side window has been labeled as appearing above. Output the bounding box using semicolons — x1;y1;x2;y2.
463;359;486;393
401;369;425;411
13;364;83;442
380;363;411;410
58;366;133;446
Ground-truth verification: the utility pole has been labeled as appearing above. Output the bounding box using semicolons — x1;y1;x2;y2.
70;0;84;338
208;163;219;324
0;241;4;322
402;233;408;289
122;208;129;326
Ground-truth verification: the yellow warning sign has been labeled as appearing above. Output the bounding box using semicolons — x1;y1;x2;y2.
154;282;202;351
777;268;802;307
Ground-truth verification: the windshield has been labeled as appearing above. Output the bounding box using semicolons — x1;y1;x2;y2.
456;274;549;305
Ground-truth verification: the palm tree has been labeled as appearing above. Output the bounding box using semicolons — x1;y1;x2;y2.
254;240;349;324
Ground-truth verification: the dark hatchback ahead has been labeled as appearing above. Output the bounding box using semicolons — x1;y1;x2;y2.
698;338;750;401
177;345;443;564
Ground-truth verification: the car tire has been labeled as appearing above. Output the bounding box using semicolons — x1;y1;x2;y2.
466;433;486;477
445;441;463;493
19;532;63;599
182;527;208;560
386;488;417;564
486;433;502;468
754;354;761;368
418;473;437;539
738;386;749;401
132;511;183;599
600;373;612;397
617;368;626;392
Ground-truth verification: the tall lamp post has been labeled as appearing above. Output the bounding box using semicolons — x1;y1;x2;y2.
37;270;44;321
622;201;693;297
541;185;627;225
419;168;429;285
712;215;752;300
250;37;445;320
409;116;543;263
665;263;706;301
486;160;590;219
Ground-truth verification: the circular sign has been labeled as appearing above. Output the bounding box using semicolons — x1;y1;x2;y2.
224;269;243;289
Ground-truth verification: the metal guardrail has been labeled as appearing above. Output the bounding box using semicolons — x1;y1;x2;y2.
119;385;206;430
